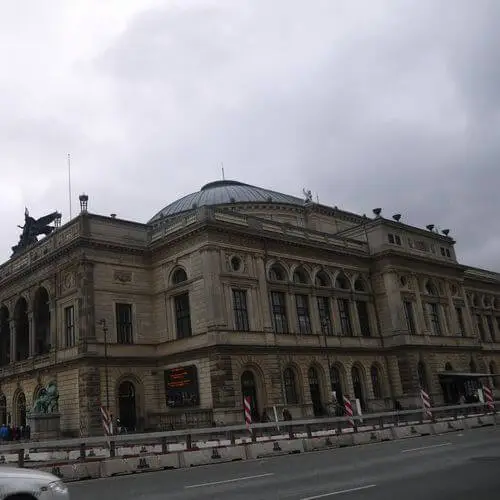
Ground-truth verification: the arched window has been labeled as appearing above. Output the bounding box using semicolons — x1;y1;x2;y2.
33;287;50;355
283;367;299;404
0;394;6;426
469;358;477;373
241;370;260;421
425;281;437;296
351;365;366;409
14;298;29;361
330;365;344;414
354;278;366;292
308;367;323;416
269;264;286;282
14;392;26;427
172;268;188;285
293;268;308;284
417;361;429;392
0;306;10;367
371;364;382;399
335;273;350;290
118;381;137;431
315;271;330;288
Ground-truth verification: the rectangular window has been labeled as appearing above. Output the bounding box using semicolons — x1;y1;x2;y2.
395;235;402;245
428;303;442;335
476;314;486;341
115;303;133;344
388;234;395;244
64;306;75;347
338;298;352;336
440;247;446;256
174;293;192;339
271;291;288;333
356;301;371;337
403;301;416;334
295;294;311;334
446;249;451;257
317;296;333;336
455;307;465;336
233;289;250;332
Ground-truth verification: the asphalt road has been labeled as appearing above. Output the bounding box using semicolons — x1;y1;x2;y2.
68;426;500;499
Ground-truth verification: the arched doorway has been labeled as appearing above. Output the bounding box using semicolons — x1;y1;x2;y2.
241;370;260;422
0;306;10;366
14;392;26;427
308;366;323;416
352;365;366;410
417;361;429;392
0;394;6;425
441;362;459;404
330;365;344;416
33;287;50;355
118;381;137;431
14;298;29;361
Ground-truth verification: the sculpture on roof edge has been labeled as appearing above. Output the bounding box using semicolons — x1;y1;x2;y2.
11;208;61;256
302;188;313;204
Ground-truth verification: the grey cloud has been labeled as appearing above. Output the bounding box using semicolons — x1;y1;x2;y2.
1;0;499;271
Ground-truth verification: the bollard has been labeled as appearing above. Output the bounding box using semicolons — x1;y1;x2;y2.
229;431;236;445
186;434;192;450
288;425;294;439
18;449;24;468
161;437;168;454
79;443;86;461
109;440;116;458
251;429;257;443
305;424;312;439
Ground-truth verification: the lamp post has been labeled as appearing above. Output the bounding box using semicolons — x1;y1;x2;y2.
99;319;110;410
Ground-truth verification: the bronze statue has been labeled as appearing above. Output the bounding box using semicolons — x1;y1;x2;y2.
31;381;59;414
11;208;61;256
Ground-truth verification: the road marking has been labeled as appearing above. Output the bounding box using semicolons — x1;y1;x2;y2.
185;472;274;489
301;484;377;499
401;442;452;453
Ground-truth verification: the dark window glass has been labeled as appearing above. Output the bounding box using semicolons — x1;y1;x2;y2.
64;306;75;347
295;294;311;334
115;303;133;344
338;299;352;336
174;293;192;339
233;290;250;331
356;301;371;337
271;292;288;333
317;296;333;335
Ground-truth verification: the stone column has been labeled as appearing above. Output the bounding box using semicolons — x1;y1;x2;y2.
382;272;404;333
412;276;427;334
310;293;321;334
9;319;15;363
77;260;96;345
461;291;476;338
49;300;57;350
349;299;362;336
28;310;34;357
287;293;296;334
331;297;342;335
255;256;273;332
201;247;226;331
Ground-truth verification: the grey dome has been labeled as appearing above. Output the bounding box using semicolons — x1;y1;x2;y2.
149;180;305;223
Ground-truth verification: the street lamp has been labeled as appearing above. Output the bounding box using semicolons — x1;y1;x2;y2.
99;319;110;410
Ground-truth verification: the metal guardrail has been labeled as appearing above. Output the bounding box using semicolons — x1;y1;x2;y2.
0;402;493;456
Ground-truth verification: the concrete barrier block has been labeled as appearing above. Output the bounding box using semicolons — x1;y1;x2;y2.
432;421;458;434
246;438;304;459
38;464;78;482
182;445;246;467
463;416;490;429
337;433;354;447
391;425;418;440
157;453;180;469
352;430;381;446
72;461;101;480
100;457;136;477
302;436;338;452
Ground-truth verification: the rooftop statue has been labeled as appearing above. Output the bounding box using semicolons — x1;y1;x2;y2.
11;208;61;256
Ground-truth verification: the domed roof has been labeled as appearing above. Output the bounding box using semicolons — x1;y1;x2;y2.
149;180;305;223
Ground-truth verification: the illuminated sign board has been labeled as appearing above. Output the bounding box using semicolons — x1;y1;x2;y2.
164;365;200;408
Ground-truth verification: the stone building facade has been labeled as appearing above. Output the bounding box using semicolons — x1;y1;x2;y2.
0;179;499;436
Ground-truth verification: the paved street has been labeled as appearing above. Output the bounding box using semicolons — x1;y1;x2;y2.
68;426;500;499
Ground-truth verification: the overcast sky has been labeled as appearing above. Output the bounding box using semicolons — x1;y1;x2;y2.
1;0;498;271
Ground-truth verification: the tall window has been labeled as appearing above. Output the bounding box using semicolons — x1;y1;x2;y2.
486;316;495;342
174;293;192;339
232;289;249;331
271;292;288;333
338;299;352;336
356;301;371;337
476;315;486;341
283;367;299;404
404;301;416;334
295;294;311;334
317;296;332;335
115;303;133;344
64;306;75;347
455;307;465;336
427;303;442;335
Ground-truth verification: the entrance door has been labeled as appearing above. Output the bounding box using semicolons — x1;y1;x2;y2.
352;366;366;410
241;371;259;421
308;367;323;416
16;393;26;427
330;366;344;416
118;381;137;431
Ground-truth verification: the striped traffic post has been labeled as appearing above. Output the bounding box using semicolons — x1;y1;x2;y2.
343;395;354;427
244;396;252;430
483;385;495;411
100;406;113;452
420;389;432;419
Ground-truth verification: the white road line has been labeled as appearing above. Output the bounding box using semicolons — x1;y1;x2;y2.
300;484;377;500
401;442;452;453
185;472;275;489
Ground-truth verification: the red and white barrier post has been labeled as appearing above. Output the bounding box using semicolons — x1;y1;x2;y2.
420;389;432;419
244;396;252;431
343;395;354;427
483;385;495;411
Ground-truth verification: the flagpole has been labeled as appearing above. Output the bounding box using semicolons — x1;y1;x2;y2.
68;153;72;220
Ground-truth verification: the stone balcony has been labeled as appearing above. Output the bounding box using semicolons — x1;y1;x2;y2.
382;332;481;350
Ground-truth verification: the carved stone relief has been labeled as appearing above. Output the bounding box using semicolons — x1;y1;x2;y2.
113;270;133;284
